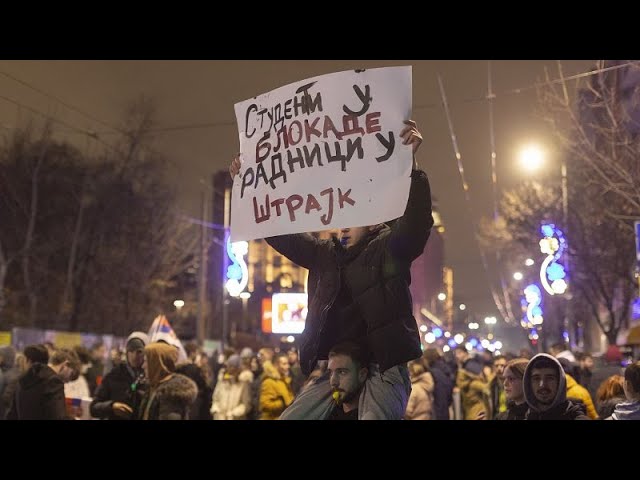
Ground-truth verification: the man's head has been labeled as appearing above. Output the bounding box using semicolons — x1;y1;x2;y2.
328;341;369;407
126;332;148;369
623;362;640;401
24;344;49;368
91;342;106;362
454;345;469;365
337;225;381;249
523;353;566;412
287;348;299;367
493;355;507;383
272;352;290;379
49;349;81;383
579;353;594;372
548;343;567;357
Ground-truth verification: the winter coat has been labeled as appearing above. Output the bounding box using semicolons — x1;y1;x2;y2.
405;371;435;420
176;363;213;420
596;396;626;419
259;363;294;420
211;370;252;420
607;400;640;420
90;363;146;420
266;170;433;376
429;360;454;420
565;374;598;419
6;363;68;420
495;401;528;420
139;374;198;420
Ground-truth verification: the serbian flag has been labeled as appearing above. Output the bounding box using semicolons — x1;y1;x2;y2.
148;314;188;363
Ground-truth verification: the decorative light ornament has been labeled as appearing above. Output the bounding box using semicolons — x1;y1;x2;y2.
225;233;249;297
539;223;568;295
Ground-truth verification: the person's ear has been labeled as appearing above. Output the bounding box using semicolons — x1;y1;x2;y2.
358;367;368;383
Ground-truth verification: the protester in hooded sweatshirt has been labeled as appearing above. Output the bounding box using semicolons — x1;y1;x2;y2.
139;342;198;420
90;332;149;420
606;362;640;420
523;353;590;420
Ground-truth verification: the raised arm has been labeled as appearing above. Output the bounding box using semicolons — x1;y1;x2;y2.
388;120;434;261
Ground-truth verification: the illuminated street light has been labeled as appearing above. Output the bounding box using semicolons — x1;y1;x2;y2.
513;272;523;281
525;258;535;266
484;316;497;325
519;144;545;172
173;299;185;310
459;303;467;311
437;292;447;301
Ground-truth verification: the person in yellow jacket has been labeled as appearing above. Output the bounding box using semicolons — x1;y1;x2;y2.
259;352;294;420
558;357;598;419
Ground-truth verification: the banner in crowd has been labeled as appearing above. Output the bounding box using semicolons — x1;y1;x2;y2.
232;66;413;241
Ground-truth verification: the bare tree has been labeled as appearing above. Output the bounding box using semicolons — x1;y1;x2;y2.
480;61;640;347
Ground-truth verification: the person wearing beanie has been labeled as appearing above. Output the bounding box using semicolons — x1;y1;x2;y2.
139;342;197;420
90;332;149;420
523;353;590;420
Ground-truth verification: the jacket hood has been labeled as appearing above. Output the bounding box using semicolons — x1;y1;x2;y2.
155;373;198;405
610;401;640;420
126;331;149;347
523;353;567;412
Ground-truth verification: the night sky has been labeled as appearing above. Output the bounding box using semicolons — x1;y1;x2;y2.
0;59;596;327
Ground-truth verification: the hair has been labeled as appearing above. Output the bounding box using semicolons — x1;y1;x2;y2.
624;362;640;394
422;347;442;367
595;375;625;403
519;348;534;360
504;358;529;379
73;345;91;364
23;344;49;365
493;355;507;363
184;342;199;358
50;348;82;381
328;341;369;369
532;356;559;371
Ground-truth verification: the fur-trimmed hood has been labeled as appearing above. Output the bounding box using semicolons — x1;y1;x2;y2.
141;372;198;420
155;374;198;404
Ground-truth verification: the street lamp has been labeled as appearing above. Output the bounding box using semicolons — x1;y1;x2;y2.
173;299;185;311
517;142;572;348
518;144;545;172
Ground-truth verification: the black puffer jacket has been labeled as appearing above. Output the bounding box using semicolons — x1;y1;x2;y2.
267;170;433;376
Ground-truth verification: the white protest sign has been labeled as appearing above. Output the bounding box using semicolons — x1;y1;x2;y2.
231;66;412;241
